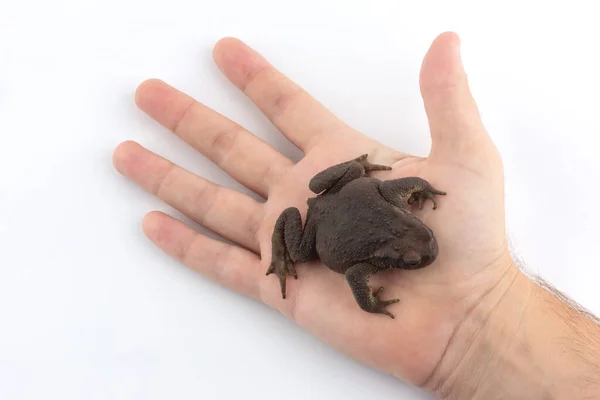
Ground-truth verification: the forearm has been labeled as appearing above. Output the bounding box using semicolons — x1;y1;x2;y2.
426;266;600;399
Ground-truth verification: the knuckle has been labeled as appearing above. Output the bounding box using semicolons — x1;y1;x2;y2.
178;231;198;265
153;163;177;197
267;87;302;119
238;64;269;92
245;208;264;248
171;99;196;134
260;162;289;191
244;67;303;120
210;126;241;165
191;183;220;225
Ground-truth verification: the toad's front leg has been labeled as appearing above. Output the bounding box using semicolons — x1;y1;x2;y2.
267;207;317;299
380;177;446;210
309;154;392;195
345;263;399;318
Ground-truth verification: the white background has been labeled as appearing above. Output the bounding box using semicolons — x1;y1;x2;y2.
1;1;599;399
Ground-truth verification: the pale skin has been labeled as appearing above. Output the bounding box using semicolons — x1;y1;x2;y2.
113;32;600;399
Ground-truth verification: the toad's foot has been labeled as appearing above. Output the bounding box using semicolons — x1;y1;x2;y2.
268;206;316;299
370;287;400;319
266;252;297;299
345;263;400;318
354;154;393;172
407;186;447;210
380;177;446;210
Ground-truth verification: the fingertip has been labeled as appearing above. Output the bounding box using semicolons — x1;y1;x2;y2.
142;210;162;234
420;31;465;95
212;37;269;90
212;37;244;60
425;31;462;59
435;31;461;47
113;140;142;175
134;78;170;112
136;79;160;102
212;37;245;67
112;141;170;192
133;79;196;131
142;211;175;246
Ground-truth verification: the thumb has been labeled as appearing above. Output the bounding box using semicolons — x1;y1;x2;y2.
419;32;490;160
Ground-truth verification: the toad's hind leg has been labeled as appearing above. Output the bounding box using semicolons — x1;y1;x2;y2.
345;263;399;318
267;207;317;299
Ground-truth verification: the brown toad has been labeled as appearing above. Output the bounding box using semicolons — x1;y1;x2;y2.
267;154;445;318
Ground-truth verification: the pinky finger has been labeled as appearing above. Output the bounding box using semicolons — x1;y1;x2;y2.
142;211;263;301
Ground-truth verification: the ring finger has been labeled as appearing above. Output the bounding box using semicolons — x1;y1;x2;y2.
113;141;263;252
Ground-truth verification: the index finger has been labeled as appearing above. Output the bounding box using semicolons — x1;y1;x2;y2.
212;38;348;152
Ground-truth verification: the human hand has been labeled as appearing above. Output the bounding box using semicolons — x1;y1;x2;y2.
113;32;518;394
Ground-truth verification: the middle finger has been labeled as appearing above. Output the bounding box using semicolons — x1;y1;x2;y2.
135;79;293;198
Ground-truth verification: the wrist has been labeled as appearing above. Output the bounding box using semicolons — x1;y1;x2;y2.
425;260;600;399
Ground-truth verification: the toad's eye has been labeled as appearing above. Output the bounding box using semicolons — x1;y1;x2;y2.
402;250;421;265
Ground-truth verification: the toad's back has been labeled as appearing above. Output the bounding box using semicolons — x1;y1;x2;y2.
310;177;405;272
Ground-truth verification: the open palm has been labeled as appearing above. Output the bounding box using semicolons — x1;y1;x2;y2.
114;32;515;389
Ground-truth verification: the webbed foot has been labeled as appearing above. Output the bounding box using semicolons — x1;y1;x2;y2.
266;252;297;299
345;263;400;318
407;186;446;210
371;287;400;319
354;154;393;172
